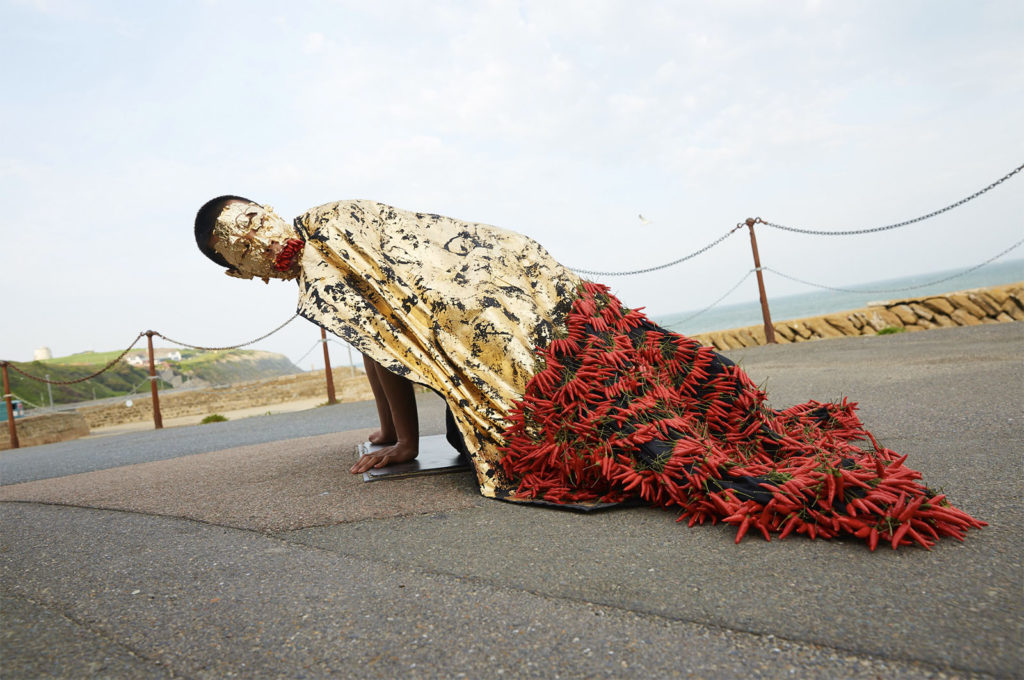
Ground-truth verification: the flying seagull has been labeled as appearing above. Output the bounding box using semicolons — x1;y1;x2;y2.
638;214;651;225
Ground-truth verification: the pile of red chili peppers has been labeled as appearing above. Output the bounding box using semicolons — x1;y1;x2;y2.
500;282;985;550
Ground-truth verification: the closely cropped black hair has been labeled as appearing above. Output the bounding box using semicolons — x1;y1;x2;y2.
194;194;253;268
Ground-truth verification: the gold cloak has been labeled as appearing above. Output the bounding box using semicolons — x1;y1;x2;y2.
293;200;580;496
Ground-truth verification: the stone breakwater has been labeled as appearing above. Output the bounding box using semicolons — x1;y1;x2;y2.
690;282;1023;351
76;369;375;430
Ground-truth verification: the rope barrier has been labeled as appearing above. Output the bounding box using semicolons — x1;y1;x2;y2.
763;236;1023;295
760;163;1023;236
569;224;743;277
663;270;756;330
155;313;300;351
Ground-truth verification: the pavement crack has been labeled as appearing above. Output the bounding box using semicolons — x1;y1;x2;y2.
0;589;195;680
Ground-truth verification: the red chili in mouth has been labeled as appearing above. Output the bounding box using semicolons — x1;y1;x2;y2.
274;238;305;271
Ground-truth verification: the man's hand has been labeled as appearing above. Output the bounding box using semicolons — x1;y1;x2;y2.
350;441;419;474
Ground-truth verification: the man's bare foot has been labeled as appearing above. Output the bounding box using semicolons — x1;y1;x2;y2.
368;429;397;446
350;440;419;474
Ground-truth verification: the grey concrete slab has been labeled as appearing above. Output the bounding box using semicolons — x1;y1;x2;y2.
360;434;470;482
288;498;1016;677
0;431;484;533
0;593;175;679
1;504;968;680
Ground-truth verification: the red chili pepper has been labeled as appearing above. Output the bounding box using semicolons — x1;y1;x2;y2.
891;521;911;549
735;516;751;544
898;495;926;522
905;526;933;550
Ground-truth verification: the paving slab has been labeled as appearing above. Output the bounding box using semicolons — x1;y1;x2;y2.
0;431;482;532
287;498;1017;676
1;503;973;679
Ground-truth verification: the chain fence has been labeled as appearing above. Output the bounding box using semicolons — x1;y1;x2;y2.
3;314;301;389
4;162;1022;443
567;162;1020;277
293;337;326;366
562;161;1021;328
291;336;362;368
569;224;744;276
763;236;1024;295
155;313;300;351
759;163;1022;236
5;333;146;385
662;270;756;329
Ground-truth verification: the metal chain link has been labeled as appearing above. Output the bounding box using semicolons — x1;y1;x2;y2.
155;313;300;351
760;163;1023;235
570;224;744;277
295;337;360;366
663;269;756;330
293;337;326;366
4;332;146;385
763;236;1023;294
4;315;301;385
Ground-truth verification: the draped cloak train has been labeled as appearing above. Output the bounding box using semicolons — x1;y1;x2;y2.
292;200;983;549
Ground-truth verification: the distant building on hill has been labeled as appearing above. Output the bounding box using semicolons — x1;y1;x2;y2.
33;347;52;361
125;350;181;367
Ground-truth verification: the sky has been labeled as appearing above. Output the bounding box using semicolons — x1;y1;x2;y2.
2;0;1022;372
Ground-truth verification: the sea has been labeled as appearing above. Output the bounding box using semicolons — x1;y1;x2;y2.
655;258;1024;335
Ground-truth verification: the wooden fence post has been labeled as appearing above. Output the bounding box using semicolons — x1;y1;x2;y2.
2;362;19;449
321;328;337;405
745;218;777;344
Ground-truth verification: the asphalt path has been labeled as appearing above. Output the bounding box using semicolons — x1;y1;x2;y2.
0;393;450;486
1;322;1021;678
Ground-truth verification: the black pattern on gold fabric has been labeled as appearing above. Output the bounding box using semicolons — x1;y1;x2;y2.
293;200;579;496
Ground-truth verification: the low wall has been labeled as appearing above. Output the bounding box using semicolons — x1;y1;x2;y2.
76;369;376;429
691;282;1023;350
0;412;90;451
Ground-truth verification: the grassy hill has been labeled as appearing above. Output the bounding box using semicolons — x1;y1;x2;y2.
172;349;300;385
8;348;301;408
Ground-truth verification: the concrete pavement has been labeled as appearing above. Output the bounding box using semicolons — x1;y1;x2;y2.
1;322;1021;678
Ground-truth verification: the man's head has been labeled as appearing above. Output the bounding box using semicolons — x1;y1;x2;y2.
194;195;301;282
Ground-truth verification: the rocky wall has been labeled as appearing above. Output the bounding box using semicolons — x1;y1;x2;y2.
691;282;1023;351
0;412;90;451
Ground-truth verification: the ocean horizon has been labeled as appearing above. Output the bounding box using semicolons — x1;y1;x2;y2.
656;258;1024;335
